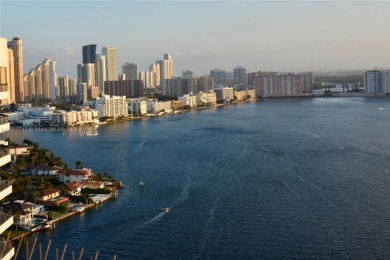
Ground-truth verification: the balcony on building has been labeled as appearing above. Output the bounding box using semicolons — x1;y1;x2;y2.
0;180;12;201
0;210;13;235
0;239;15;260
0;115;9;134
0;149;10;168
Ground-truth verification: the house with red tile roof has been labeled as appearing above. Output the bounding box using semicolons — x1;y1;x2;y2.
37;188;69;206
39;188;60;201
62;182;84;196
57;168;92;183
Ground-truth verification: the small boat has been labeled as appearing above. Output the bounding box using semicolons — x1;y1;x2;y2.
162;207;170;214
139;182;144;188
378;106;384;111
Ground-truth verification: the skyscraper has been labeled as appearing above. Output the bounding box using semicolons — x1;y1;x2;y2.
149;63;160;87
123;63;138;80
41;59;51;99
156;53;174;81
102;46;118;81
82;44;97;64
95;54;106;93
50;60;58;101
7;49;15;102
233;66;247;85
0;38;10;104
7;37;24;102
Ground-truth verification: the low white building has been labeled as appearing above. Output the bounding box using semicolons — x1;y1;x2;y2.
57;168;92;183
95;95;128;119
148;100;172;113
179;94;197;108
51;109;98;125
196;91;217;105
129;100;147;115
215;87;234;101
3;112;25;122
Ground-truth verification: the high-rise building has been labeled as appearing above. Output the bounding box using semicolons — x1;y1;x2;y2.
59;76;70;97
254;72;313;97
233;66;247;85
77;63;95;87
7;49;15;103
0;38;10;105
95;95;128;118
0;110;14;260
149;63;160;87
50;60;58;101
364;70;390;93
123;63;138;81
182;69;195;79
34;64;43;99
102;47;118;81
26;69;36;100
161;77;197;98
104;79;143;98
7;37;24;102
41;59;51;99
210;69;233;85
95;54;106;93
82;44;97;64
156;53;174;81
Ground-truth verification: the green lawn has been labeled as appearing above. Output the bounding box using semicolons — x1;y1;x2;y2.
1;229;29;240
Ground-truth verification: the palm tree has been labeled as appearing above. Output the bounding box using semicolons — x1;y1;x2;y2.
75;161;83;169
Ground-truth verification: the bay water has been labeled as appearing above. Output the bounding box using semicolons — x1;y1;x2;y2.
8;97;390;259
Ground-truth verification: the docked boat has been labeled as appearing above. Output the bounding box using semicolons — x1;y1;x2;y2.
162;207;170;214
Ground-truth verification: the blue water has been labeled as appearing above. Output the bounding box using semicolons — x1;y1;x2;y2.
8;97;390;259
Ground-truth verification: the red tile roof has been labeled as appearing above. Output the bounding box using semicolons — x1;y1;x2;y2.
41;188;60;196
63;182;81;191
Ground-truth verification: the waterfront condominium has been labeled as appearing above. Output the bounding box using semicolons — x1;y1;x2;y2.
7;37;24;102
364;70;390;93
102;46;119;81
254;72;313;97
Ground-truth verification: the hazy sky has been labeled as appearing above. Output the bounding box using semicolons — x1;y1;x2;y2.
1;0;389;78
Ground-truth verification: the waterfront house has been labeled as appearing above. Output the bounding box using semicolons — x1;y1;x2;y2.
37;188;69;206
57;168;92;183
62;182;83;196
30;164;61;176
39;188;60;201
1;200;44;227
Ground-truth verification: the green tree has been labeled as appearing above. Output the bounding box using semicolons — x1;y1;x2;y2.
75;161;83;169
59;203;70;213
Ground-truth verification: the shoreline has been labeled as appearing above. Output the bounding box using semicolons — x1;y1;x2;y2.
8;94;389;130
8;193;115;241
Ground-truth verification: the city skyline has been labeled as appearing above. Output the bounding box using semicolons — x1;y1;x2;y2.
1;1;389;78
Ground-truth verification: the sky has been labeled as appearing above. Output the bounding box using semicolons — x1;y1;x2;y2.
1;0;389;78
